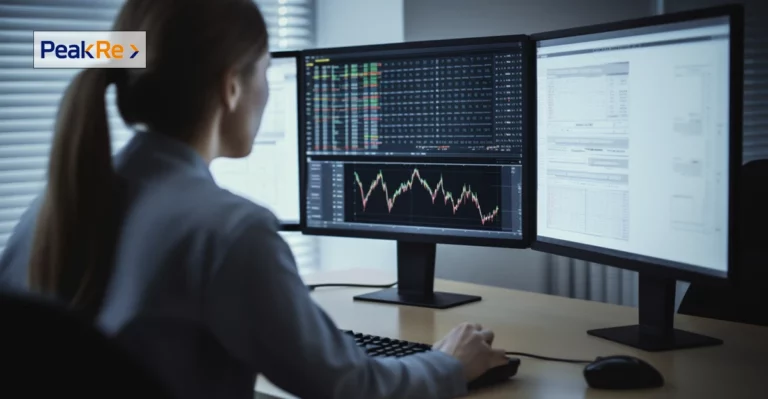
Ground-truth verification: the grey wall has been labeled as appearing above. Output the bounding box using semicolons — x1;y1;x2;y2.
405;0;654;40
435;246;551;294
405;0;655;304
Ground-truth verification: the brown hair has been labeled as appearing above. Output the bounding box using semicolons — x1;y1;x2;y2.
28;0;269;318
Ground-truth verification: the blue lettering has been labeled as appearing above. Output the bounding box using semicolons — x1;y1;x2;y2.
40;41;54;58
39;40;101;60
81;41;94;59
68;45;79;59
54;44;68;58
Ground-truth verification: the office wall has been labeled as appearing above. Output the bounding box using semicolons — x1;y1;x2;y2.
316;0;404;48
404;0;654;40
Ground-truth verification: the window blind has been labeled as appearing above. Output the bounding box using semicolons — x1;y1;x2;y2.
257;0;315;51
0;0;319;272
667;0;768;163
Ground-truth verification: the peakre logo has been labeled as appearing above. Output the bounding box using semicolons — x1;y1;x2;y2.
33;31;146;68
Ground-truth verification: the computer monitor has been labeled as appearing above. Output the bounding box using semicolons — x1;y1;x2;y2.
532;5;742;351
210;52;301;229
299;36;531;308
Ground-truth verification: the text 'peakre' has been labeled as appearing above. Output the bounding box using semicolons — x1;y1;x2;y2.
33;31;146;68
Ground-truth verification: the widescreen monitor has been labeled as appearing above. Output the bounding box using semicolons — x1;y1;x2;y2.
299;36;531;308
533;5;742;351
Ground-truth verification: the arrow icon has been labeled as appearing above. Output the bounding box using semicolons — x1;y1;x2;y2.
130;44;139;59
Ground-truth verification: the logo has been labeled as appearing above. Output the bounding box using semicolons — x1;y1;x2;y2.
34;31;146;69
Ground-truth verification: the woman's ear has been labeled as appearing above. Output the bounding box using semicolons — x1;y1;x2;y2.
222;68;242;112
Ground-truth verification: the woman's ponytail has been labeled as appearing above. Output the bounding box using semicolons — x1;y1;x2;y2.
26;0;269;319
29;68;119;318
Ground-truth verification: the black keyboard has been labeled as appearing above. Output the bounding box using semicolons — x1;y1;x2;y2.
343;330;432;358
343;329;521;390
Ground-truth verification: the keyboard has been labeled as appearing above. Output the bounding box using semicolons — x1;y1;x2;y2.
343;330;433;357
343;330;520;390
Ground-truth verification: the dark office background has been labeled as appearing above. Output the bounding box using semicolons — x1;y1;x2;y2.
0;0;763;309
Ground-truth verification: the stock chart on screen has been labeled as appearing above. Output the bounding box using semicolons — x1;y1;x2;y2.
303;39;527;243
348;163;508;230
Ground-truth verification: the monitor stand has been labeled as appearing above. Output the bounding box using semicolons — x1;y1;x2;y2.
587;274;723;351
353;241;481;309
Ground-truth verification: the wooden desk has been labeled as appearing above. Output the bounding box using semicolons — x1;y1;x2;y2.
256;269;768;398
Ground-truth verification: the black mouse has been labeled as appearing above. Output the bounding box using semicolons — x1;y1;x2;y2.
467;357;520;390
583;355;664;390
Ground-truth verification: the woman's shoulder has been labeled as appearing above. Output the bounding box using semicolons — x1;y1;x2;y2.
177;179;280;236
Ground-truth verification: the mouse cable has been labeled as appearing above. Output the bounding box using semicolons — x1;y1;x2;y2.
307;284;594;365
308;282;397;291
505;351;592;364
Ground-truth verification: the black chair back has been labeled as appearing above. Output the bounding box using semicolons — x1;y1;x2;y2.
0;290;174;398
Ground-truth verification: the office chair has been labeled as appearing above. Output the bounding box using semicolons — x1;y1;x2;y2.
678;159;768;327
0;290;174;398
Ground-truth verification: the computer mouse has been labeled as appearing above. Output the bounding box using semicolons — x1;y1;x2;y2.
583;355;664;390
467;357;520;390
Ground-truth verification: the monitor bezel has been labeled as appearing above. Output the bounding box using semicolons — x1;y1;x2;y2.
529;5;743;284
270;51;302;232
298;35;532;249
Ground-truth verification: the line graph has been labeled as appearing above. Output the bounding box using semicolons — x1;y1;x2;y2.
354;169;500;225
346;163;503;231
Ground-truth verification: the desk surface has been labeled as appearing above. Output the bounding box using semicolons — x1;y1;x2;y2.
256;269;768;398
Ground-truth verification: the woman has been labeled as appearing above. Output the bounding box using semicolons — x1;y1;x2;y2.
0;0;509;398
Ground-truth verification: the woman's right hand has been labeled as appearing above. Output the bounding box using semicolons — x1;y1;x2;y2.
432;322;509;381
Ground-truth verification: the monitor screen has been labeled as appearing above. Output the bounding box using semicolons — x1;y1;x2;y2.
210;54;300;225
535;16;731;276
301;38;528;246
